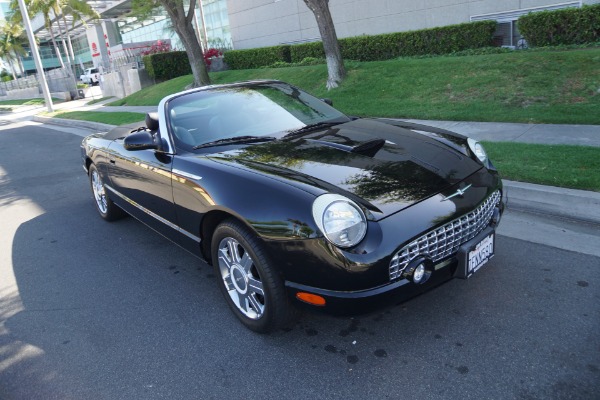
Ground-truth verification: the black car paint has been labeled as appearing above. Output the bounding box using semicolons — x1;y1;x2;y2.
82;85;503;313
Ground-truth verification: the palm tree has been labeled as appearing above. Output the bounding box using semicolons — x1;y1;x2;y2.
9;0;67;70
54;0;100;62
0;20;27;79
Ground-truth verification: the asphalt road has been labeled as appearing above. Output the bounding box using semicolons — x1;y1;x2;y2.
1;122;599;400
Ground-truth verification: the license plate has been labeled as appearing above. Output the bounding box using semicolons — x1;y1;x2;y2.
456;229;495;279
467;233;495;277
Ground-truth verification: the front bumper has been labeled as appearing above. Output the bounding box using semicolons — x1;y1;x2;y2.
285;224;499;314
276;171;504;313
285;257;459;314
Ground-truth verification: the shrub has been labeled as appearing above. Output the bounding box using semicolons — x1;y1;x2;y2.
339;21;497;61
141;40;172;56
262;57;325;69
143;51;191;82
225;21;495;69
203;48;223;68
223;45;291;69
519;4;600;47
290;42;325;62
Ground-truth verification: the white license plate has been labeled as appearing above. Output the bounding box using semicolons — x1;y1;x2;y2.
467;233;495;277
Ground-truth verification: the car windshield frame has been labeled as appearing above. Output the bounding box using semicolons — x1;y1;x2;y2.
164;82;351;152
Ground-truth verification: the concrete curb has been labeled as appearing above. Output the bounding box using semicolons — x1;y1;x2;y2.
504;180;600;225
33;115;116;132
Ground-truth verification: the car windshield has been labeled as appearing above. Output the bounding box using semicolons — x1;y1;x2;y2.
166;82;350;149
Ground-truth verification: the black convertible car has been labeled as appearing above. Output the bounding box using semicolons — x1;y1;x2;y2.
82;80;503;332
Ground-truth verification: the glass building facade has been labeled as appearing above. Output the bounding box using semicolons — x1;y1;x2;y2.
118;0;232;51
10;0;232;74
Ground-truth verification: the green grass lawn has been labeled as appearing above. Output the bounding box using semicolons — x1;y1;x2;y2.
0;98;48;106
0;98;63;111
484;142;600;191
110;48;600;125
46;111;145;126
77;47;600;191
86;96;115;105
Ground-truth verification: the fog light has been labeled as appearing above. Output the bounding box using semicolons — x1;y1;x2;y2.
413;264;426;283
403;258;433;284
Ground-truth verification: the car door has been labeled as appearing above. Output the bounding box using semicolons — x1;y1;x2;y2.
105;135;179;241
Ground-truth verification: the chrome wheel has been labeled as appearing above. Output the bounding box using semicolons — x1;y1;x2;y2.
91;168;108;214
217;237;265;320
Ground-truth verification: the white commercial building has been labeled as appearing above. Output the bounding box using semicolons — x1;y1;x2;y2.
226;0;600;49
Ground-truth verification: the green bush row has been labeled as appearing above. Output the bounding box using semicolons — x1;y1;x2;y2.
223;45;291;70
143;51;192;82
519;4;600;47
223;20;496;69
292;20;497;62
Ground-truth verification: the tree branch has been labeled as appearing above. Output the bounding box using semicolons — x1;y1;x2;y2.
186;0;197;25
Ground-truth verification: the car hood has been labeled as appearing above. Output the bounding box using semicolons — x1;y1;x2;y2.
208;118;483;218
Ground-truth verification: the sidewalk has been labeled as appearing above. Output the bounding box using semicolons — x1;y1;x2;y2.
404;119;600;147
9;97;600;226
25;98;600;148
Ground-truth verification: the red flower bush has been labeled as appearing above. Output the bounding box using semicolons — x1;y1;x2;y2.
203;48;223;67
141;40;172;56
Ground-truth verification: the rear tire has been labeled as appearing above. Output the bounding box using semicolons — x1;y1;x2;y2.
89;164;124;221
212;219;296;333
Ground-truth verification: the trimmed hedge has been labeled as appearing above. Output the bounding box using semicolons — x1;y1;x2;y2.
292;20;496;62
518;4;600;47
223;20;496;69
143;51;192;82
223;45;291;70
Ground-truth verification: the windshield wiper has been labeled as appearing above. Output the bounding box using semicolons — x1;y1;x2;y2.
193;136;276;150
283;122;340;138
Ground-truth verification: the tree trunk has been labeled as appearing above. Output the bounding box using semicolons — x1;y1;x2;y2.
161;0;210;87
48;25;66;70
54;18;74;76
7;58;17;80
11;50;25;77
303;0;345;90
175;21;210;87
61;15;76;61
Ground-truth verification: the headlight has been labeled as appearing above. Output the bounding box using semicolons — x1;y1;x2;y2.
312;194;367;248
467;138;488;164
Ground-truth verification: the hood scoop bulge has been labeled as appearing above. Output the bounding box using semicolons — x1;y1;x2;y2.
306;138;386;158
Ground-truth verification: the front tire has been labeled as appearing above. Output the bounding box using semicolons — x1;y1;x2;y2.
212;219;295;333
89;164;124;221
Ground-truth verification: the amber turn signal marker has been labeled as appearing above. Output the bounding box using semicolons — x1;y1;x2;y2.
296;292;326;306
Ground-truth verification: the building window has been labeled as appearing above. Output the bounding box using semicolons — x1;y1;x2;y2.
493;21;523;48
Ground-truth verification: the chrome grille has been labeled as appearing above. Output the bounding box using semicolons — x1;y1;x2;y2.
389;190;501;281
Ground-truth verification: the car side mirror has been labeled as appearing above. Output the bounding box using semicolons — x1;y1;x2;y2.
124;131;158;151
321;98;333;106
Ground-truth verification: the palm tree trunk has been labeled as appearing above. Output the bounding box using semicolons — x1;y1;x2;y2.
61;15;76;61
11;50;25;77
48;25;66;69
7;58;17;80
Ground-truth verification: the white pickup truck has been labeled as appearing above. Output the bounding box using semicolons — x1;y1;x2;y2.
80;68;100;85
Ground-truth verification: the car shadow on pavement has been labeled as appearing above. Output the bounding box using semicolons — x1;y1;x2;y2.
2;125;599;399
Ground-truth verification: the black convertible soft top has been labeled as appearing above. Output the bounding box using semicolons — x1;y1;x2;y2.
103;113;159;140
102;121;148;140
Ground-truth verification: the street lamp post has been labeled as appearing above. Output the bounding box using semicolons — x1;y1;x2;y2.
16;0;54;112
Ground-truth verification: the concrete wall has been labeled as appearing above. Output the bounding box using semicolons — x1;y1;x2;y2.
0;68;77;100
101;65;154;99
227;0;595;49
